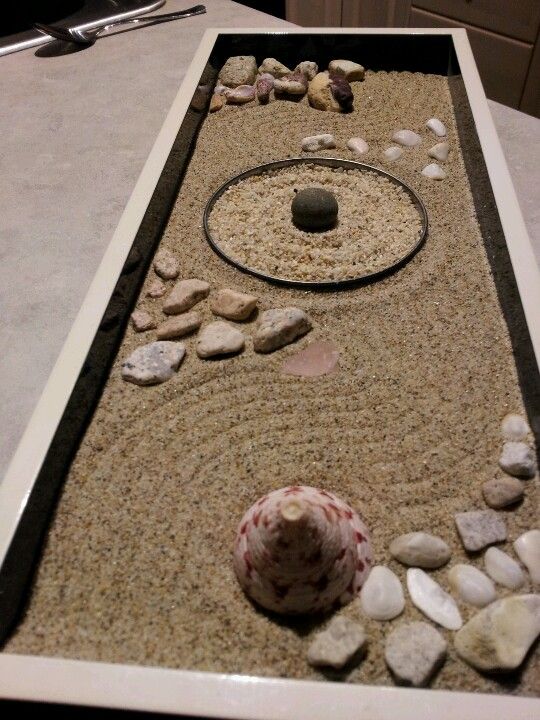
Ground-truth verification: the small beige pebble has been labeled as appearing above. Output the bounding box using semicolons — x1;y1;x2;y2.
501;413;530;441
156;312;202;340
307;616;366;669
210;288;258;321
163;279;210;315
130;310;156;333
146;279;166;298
218;55;257;87
514;530;540;583
258;57;290;78
455;510;507;552
209;93;225;113
196;321;245;358
499;441;537;478
484;547;525;589
294;61;318;80
253;307;312;353
328;59;365;81
482;476;524;509
153;249;179;280
389;532;451;569
347;137;369;155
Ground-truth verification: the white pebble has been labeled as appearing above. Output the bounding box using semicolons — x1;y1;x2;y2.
301;134;336;152
121;341;185;386
307;616;366;669
196;321;245;359
448;564;497;607
421;163;446;180
428;142;449;162
484;547;525;589
514;530;540;584
407;568;462;630
426;117;446;137
360;565;405;621
501;413;531;441
347;137;369;155
499;441;537;478
382;146;403;162
392;129;422;147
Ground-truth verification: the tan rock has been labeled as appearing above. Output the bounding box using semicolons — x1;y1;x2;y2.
294;61;318;80
196;321;245;359
482;476;524;509
258;57;291;78
210;288;258;321
308;72;341;113
153;249;179;280
130;310;156;333
254;307;312;353
328;59;365;81
157;312;202;340
209;93;225;113
146;279;166;298
163;279;210;315
218;55;257;88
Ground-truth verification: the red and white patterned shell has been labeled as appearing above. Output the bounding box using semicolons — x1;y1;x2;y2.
233;485;373;615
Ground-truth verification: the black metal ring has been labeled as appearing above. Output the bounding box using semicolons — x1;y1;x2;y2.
203;157;428;290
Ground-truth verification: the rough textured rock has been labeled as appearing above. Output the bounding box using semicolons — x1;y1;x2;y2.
406;568;462;630
210;288;258;321
121;341;185;386
448;564;497;607
163;279;210;315
209;93;225;113
256;73;274;103
294;61;318;80
218;55;257;87
274;72;308;96
281;341;339;378
484;547;525;589
291;187;338;230
392;129;422;146
389;532;451;569
224;85;256;104
455;510;507;552
501;413;531;441
514;530;540;583
455;595;540;672
156;312;202;340
360;565;404;621
258;57;290;78
146;279;166;298
300;134;336;153
482;476;524;508
153;249;179;280
328;59;365;81
130;310;156;333
196;321;245;359
499;441;537;478
307;616;366;669
308;72;341;112
347;137;369;155
428;142;449;162
253;308;312;353
385;622;447;687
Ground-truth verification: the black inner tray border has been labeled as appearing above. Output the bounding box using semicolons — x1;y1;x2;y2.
1;32;538;652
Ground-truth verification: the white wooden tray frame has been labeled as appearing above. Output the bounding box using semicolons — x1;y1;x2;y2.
0;28;539;718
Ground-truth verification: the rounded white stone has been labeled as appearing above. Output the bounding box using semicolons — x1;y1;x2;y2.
514;530;540;584
382;146;403;162
360;565;405;621
389;532;451;569
428;142;449;162
301;133;336;152
406;568;462;630
121;341;185;386
426;117;446;137
501;413;530;441
421;162;446;180
484;547;525;589
448;564;497;607
347;137;369;155
499;441;537;478
392;129;422;146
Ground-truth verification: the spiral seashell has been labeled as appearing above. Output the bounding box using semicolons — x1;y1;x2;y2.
233;485;373;615
256;73;274;103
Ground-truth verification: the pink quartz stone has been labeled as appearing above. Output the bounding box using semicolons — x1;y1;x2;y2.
281;341;339;378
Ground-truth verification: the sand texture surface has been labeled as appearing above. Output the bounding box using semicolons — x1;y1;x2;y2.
5;71;539;695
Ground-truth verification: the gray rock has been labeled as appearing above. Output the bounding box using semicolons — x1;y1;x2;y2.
501;413;530;441
196;321;245;359
482;476;524;508
292;187;338;230
218;55;257;88
455;595;540;672
499;441;537;478
153;249;179;280
253;307;312;353
301;133;336;152
121;341;185;386
307;616;366;669
294;61;318;80
163;279;210;315
130;310;156;333
389;532;451;569
210;288;258;321
146;279;166;298
385;622;447;687
156;312;202;340
455;510;507;552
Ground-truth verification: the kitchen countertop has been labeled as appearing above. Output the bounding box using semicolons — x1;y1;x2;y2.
0;0;539;480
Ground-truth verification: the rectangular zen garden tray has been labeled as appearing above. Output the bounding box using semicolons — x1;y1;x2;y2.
0;28;539;719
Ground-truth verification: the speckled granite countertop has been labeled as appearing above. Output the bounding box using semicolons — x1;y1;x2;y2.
0;0;538;480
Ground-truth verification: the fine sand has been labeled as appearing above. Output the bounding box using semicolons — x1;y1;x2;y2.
5;71;539;696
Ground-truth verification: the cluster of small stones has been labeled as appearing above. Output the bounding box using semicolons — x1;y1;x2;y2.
206;56;364;115
121;252;314;385
306;413;538;685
